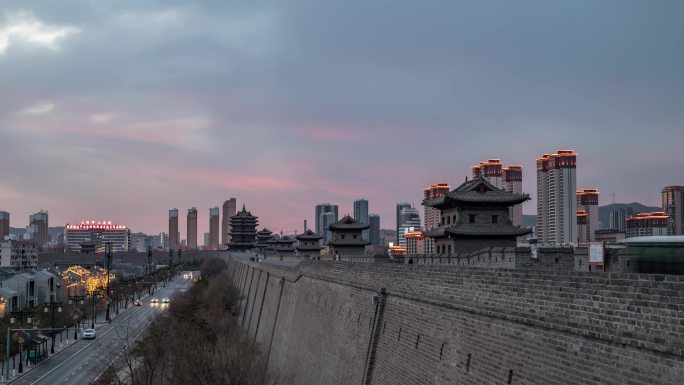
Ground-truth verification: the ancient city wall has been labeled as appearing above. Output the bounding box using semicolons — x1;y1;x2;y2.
227;257;684;385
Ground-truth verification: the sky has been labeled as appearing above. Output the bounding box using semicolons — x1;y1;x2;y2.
1;0;683;239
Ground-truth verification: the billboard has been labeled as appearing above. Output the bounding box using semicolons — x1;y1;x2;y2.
589;242;605;264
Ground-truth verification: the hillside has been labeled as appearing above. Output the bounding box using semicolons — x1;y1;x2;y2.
522;202;661;228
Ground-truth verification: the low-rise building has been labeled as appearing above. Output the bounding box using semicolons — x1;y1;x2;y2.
0;240;39;270
1;272;37;308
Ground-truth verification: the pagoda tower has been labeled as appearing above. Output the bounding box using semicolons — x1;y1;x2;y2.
328;215;370;257
255;228;274;253
227;205;258;251
296;229;323;258
423;177;531;254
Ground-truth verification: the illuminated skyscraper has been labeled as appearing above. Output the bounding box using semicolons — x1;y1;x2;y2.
423;183;449;253
187;207;198;249
577;189;599;243
209;207;220;249
662;186;684;235
222;198;237;247
536;150;577;244
471;159;503;188
626;212;669;237
169;209;179;251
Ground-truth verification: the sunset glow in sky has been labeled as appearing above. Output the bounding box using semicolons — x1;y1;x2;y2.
1;1;683;238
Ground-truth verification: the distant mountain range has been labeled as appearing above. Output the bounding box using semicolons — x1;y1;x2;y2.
522;202;661;228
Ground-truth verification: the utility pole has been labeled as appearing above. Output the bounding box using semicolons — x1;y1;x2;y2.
105;243;112;323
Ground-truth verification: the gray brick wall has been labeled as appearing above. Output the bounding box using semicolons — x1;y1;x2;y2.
227;258;684;385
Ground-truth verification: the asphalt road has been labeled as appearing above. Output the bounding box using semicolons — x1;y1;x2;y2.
9;276;191;385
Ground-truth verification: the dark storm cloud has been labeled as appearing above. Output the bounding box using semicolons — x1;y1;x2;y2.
1;0;683;235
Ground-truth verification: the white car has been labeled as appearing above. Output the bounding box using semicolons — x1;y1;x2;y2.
83;329;96;339
134;300;142;306
161;297;170;304
151;298;159;304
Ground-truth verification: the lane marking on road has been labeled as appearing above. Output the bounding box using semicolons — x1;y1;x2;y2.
24;285;179;385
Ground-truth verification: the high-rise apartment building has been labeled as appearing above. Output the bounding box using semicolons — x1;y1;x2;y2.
626;212;669;238
169;209;179;251
0;211;9;240
423;183;449;254
395;202;412;244
503;166;524;226
472;159;503;188
187;207;198;249
315;204;338;238
368;214;381;245
472;160;524;226
209;207;220;249
353;199;369;241
662;186;684;235
222;198;237;247
536;150;577;245
29;210;49;246
577;189;599;243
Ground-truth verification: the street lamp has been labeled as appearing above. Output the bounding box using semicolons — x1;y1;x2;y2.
43;302;62;354
105;242;112;323
86;289;103;329
8;310;34;374
68;295;86;340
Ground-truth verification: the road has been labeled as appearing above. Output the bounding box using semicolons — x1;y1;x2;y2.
9;276;191;385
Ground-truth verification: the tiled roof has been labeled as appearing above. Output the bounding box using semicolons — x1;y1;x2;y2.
297;229;323;240
329;239;370;246
426;224;532;238
424;177;529;207
329;215;370;230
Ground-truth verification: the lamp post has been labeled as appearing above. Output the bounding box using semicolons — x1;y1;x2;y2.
105;242;112;323
86;289;103;329
8;310;34;375
68;295;86;340
43;302;62;354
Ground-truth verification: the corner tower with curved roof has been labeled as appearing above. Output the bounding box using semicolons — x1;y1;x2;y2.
423;177;531;254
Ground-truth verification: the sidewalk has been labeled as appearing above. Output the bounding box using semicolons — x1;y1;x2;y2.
1;296;141;384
